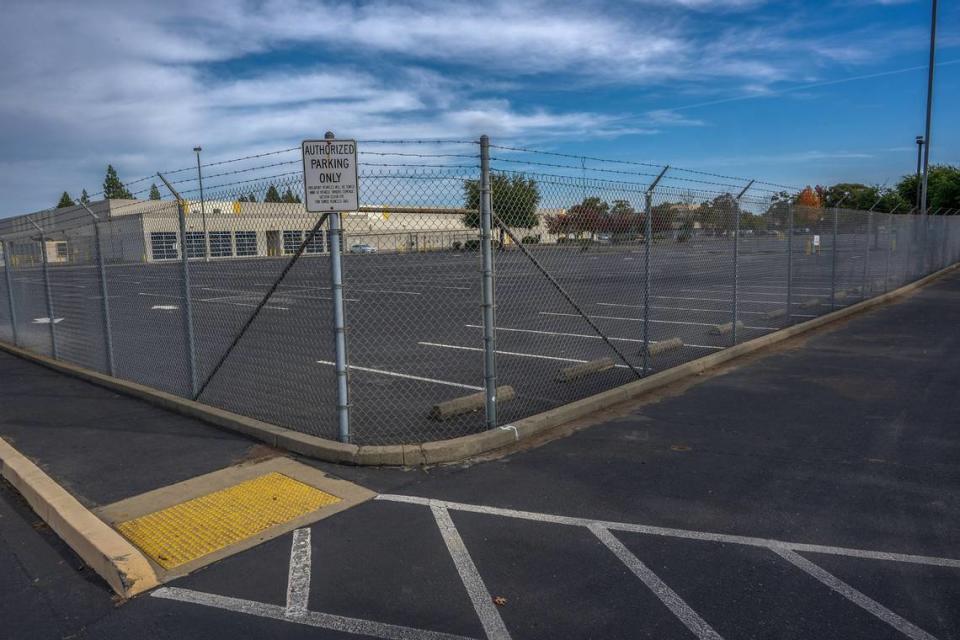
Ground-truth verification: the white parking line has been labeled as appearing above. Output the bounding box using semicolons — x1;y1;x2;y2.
651;295;785;306
598;302;770;316
590;525;724;640
285;528;311;618
539;311;777;332
770;547;937;640
378;494;960;570
679;288;819;298
152;587;473;640
418;341;633;367
464;324;724;351
316;360;482;391
433;505;512;640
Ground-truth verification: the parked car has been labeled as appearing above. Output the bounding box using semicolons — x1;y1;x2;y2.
350;243;376;254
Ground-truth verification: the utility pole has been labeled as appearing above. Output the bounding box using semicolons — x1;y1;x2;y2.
919;0;938;217
915;136;925;211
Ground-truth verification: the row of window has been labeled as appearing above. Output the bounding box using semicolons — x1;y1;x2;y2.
149;230;328;261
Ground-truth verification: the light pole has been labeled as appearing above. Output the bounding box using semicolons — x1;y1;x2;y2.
915;136;925;211
194;146;209;262
919;0;937;217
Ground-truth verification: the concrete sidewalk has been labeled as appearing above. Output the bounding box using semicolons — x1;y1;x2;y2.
1;269;959;639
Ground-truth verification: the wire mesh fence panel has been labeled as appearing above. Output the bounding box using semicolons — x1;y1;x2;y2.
100;201;196;397
336;169;483;443
833;209;867;308
489;171;647;426
4;239;53;355
45;223;110;372
788;206;834;322
0;243;12;343
172;177;339;440
736;194;789;337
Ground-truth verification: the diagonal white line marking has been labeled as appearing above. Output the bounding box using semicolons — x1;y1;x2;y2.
538;311;777;331
770;547;939;640
152;587;476;640
316;361;482;391
286;528;311;617
418;341;633;368
432;505;512;640
590;525;724;640
376;495;960;570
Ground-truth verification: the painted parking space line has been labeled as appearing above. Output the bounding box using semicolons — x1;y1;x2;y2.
770;547;938;640
539;311;777;332
598;302;772;316
590;525;724;640
464;324;724;351
418;341;633;368
679;288;820;298
285;528;311;618
651;295;786;306
432;505;512;640
377;494;960;570
316;360;483;391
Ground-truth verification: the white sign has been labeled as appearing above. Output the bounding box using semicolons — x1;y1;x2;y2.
813;234;821;246
302;139;359;212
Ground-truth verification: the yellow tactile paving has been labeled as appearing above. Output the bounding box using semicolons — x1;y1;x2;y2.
115;472;341;570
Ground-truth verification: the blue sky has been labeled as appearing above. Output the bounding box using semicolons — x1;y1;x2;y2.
0;0;956;216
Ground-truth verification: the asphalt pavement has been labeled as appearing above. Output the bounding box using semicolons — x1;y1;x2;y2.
1;261;958;639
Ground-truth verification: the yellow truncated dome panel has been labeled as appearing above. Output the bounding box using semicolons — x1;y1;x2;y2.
115;472;341;570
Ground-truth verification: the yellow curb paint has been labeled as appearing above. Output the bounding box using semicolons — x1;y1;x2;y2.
116;472;340;570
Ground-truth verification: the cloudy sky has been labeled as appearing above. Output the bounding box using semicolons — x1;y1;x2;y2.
0;0;957;216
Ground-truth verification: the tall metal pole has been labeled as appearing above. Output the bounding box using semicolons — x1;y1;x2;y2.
479;134;498;428
643;166;668;374
2;239;18;346
323;132;352;443
158;173;198;398
862;211;872;300
194;146;210;262
915;136;925;212
27;220;57;358
919;0;938;219
786;203;794;322
732;180;754;344
79;202;115;376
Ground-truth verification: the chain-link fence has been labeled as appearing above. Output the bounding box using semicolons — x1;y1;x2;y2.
1;137;958;447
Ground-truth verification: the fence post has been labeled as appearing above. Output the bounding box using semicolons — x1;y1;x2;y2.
2;239;18;346
328;206;351;443
79;202;115;376
786;204;794;322
643;167;669;373
861;211;872;300
479;134;498;428
830;206;839;310
28;221;58;358
732;180;754;345
157;173;198;398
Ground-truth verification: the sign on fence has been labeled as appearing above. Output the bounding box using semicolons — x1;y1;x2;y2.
813;234;821;247
302;139;359;212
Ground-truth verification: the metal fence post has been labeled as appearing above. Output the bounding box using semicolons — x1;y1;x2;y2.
28;221;58;358
643;166;669;374
861;211;872;300
328;209;351;443
830;206;839;310
786;204;794;322
157;173;198;398
479;134;498;428
79;202;115;376
732;180;754;345
2;239;18;346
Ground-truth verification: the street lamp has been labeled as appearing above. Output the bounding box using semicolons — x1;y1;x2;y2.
194;146;209;262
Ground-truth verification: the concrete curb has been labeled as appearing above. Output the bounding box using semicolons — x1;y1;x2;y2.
1;261;956;467
0;437;160;598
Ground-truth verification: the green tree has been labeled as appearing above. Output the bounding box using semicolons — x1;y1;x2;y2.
609;199;635;216
463;174;541;232
281;188;302;204
80;189;90;204
264;184;282;203
246;193;257;203
819;183;878;210
149;183;161;200
896;165;960;213
56;191;75;208
102;165;133;199
695;193;739;232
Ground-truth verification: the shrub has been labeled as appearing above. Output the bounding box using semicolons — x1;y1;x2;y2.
521;235;540;244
